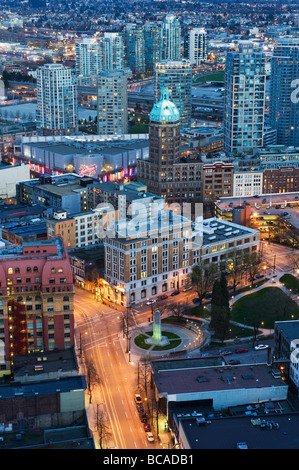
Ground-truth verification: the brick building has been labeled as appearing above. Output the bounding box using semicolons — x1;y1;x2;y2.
263;167;299;194
202;162;234;200
0;238;75;376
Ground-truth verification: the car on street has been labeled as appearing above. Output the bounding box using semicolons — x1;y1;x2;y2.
144;424;151;432
219;350;232;356
135;394;142;404
255;273;264;279
157;294;168;300
171;290;180;296
235;348;248;354
254;344;269;350
192;297;200;304
183;286;192;292
146;432;155;443
146;299;156;305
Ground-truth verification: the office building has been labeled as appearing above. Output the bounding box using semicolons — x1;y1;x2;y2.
75;37;103;85
0;162;30;200
233;170;263;197
0;238;74;373
188;28;207;65
143;22;162;74
102;32;125;70
17;174;90;215
223;42;266;154
36;64;78;136
102;213;260;306
137;87;202;204
124;24;145;76
270;37;299;147
97;69;128;136
202;162;234;200
155;60;192;127
161;14;181;61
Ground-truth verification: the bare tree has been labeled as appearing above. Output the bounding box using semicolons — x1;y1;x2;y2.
192;261;219;304
243;251;264;287
226;249;245;292
85;358;100;404
95;406;112;449
167;301;189;323
137;356;152;401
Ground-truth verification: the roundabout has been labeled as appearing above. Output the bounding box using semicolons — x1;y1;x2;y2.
128;311;206;359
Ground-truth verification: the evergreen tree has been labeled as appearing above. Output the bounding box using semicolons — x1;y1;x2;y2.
210;273;231;343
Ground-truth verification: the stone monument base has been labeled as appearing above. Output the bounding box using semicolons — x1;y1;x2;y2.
145;336;169;347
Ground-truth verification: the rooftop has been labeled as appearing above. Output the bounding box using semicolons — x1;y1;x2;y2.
152;363;286;397
0;375;86;398
275;320;299;342
199;217;258;246
13;348;78;380
181;412;299;449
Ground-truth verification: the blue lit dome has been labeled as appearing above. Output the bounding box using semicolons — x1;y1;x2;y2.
149;87;180;123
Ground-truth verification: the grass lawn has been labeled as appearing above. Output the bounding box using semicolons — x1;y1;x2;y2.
231;287;299;329
134;330;182;350
280;274;299;293
193;71;225;83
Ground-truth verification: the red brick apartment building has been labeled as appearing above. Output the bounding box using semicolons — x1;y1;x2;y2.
0;238;74;375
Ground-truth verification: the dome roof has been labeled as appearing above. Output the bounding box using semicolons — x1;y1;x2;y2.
149;87;180;124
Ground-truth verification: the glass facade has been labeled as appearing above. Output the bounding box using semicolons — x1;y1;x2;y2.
223;43;266;154
155;60;192;128
270;38;299;147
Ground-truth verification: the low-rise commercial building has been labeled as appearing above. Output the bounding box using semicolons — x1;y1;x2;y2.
0;162;30;200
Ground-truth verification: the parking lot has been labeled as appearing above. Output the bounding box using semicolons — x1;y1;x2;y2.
205;338;274;365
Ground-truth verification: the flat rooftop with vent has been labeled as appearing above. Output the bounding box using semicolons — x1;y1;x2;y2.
152;363;287;411
191;217;260;264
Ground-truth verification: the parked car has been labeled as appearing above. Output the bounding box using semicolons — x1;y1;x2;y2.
255;273;264;279
192;298;200;304
144;423;151;432
146;432;155;443
254;344;269;350
235;348;248;354
135;394;142;405
219;350;233;356
146;299;156;305
275;205;281;209
248;277;256;282
157;294;168;300
183;286;192;292
171;290;180;296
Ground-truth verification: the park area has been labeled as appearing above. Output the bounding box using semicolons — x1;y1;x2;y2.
230;286;299;329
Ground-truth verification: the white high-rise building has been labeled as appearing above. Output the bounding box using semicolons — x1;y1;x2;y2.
188;28;207;65
75;37;103;85
223;42;266;154
161;14;181;61
97;70;128;135
37;63;78;136
102;32;125;70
